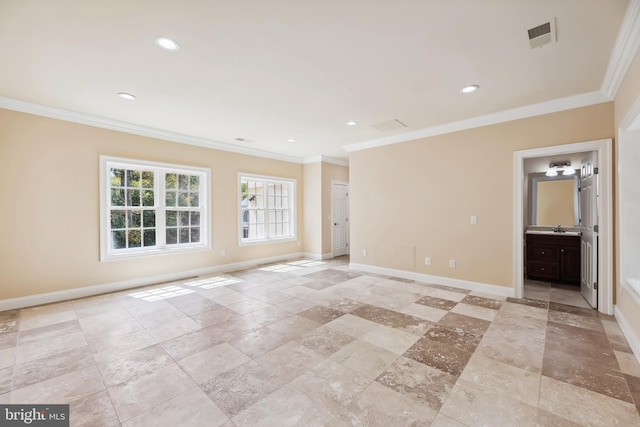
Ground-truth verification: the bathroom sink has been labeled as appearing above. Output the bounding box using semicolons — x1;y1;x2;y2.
525;230;581;236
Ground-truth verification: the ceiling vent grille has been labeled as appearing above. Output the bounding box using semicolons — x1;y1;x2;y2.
370;119;408;132
528;18;556;49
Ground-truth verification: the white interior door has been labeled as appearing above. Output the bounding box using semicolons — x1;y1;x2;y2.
580;152;598;308
332;183;349;257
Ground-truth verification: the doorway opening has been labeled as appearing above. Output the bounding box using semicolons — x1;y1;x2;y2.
331;181;350;257
514;139;613;315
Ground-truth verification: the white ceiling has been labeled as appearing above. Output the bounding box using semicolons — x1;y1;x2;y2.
0;0;633;162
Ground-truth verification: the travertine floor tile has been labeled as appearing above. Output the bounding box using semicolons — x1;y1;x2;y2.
289;359;371;416
615;350;640;377
96;344;173;388
399;302;447;322
0;257;637;426
203;360;287;417
337;381;437;426
232;384;335;427
376;356;456;411
299;325;355;356
430;412;467;427
69;390;120;427
13;345;94;389
107;363;199;422
11;365;105;404
122;389;228;427
360;324;419;355
439;377;539;427
460;353;541;406
330;339;398;379
178;342;251;385
539;375;640;426
324;313;379;338
228;327;290;359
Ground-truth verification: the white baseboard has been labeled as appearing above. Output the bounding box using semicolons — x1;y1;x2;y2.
614;305;640;365
301;252;335;260
0;252;305;311
349;263;515;298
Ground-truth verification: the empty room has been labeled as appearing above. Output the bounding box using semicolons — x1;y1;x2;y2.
1;1;640;426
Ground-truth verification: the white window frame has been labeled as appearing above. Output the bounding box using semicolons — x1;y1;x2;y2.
238;173;296;246
100;156;211;261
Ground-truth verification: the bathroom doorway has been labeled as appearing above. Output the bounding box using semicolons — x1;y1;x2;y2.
513;139;614;315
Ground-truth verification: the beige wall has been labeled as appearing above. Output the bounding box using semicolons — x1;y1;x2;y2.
614;48;640;349
303;162;322;255
321;162;349;255
302;161;349;257
0;109;304;300
349;102;614;288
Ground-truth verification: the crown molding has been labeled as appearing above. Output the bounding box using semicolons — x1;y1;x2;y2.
302;155;349;166
601;0;640;99
0;97;305;164
345;0;640;154
344;91;610;153
5;0;639;163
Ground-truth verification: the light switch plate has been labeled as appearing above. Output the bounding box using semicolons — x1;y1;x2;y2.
471;216;477;224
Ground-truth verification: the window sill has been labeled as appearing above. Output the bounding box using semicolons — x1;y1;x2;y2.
101;243;210;262
623;278;640;306
238;236;296;247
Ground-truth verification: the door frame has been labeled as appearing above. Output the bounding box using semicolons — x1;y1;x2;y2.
331;180;350;258
513;139;613;314
617;94;640;305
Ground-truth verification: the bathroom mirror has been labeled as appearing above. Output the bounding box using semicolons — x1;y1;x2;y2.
529;173;580;226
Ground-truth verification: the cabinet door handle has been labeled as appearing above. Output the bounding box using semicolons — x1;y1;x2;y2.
541;251;545;255
561;249;564;252
541;267;545;271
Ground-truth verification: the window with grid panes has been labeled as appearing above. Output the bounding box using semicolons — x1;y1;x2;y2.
100;157;209;260
240;174;295;243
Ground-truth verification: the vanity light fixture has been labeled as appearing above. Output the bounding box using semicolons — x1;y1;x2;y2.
545;161;575;177
461;85;479;94
117;92;136;101
155;37;180;52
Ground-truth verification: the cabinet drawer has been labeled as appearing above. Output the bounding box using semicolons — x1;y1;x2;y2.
527;261;559;280
527;246;557;260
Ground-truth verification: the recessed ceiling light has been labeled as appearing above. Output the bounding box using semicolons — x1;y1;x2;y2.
346;121;357;126
287;139;296;143
461;85;479;94
155;37;180;51
117;92;136;101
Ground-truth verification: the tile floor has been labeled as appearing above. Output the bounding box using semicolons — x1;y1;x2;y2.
1;257;639;426
524;279;593;309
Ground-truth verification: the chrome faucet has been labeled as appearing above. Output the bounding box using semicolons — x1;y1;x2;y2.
553;224;565;233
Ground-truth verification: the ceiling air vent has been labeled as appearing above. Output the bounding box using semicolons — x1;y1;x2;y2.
528;18;556;49
370;119;408;132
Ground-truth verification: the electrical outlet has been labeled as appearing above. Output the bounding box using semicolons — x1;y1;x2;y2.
471;215;477;224
449;259;456;268
424;257;431;265
362;249;367;257
220;250;226;257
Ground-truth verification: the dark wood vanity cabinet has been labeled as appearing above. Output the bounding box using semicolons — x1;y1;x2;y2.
526;234;580;285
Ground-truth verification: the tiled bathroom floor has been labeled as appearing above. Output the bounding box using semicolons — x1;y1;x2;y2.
1;257;639;426
524;278;593;309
